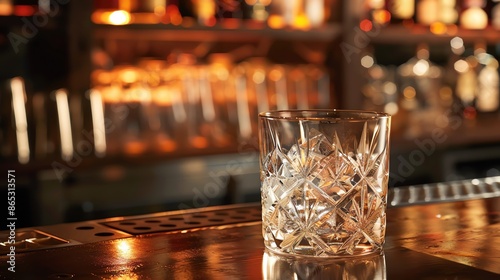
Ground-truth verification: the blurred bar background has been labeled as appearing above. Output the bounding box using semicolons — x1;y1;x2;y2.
1;0;500;228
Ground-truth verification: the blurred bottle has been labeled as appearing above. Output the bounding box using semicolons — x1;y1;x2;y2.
439;0;458;24
245;0;271;22
443;36;465;113
417;0;439;25
454;46;478;119
360;52;398;115
398;44;442;111
474;43;499;113
305;0;325;27
192;0;216;25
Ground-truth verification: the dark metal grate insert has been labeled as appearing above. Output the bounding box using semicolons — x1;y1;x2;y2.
102;205;262;235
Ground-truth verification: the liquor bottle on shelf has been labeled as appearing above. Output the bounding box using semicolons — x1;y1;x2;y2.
416;0;439;25
305;0;325;27
192;0;216;25
439;0;458;24
474;43;499;113
454;44;479;119
360;51;397;113
245;0;271;22
443;36;465;113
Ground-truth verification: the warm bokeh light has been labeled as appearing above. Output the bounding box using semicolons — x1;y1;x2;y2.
0;2;13;15
190;136;209;149
361;55;375;68
267;15;286;29
450;36;464;54
108;10;131;25
454;59;469;73
360;19;373;32
372;9;391;25
124;141;147;155
116;239;133;259
413;59;430;76
446;24;458;35
460;7;488;29
383;82;397;95
384;102;399;115
430;22;447;35
403;86;416;99
293;14;310;30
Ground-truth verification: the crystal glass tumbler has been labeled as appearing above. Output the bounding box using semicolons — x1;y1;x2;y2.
259;110;391;257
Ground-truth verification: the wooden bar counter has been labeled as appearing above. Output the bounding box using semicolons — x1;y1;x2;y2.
1;177;499;279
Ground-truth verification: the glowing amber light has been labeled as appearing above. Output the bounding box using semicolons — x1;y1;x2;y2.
430;22;447;35
268;15;285;29
190;136;208;149
166;5;183;25
360;19;373;32
116;240;133;259
107;10;131;25
157;137;177;152
125;141;147;155
293;14;310;30
372;9;391;25
446;24;458;35
403;86;416;99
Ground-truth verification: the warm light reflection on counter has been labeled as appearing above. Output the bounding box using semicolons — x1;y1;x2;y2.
116;239;134;259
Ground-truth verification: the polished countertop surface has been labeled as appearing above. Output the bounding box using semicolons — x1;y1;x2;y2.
1;178;499;279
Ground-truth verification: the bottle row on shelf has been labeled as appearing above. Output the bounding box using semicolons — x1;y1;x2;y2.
364;0;500;31
92;0;332;29
361;37;499;137
0;57;331;164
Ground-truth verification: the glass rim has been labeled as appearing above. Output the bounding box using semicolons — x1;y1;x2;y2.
259;109;391;121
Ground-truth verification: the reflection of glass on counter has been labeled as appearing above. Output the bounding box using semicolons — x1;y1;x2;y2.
262;250;386;280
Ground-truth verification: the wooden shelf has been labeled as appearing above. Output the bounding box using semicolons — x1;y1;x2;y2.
370;25;500;45
92;22;342;43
